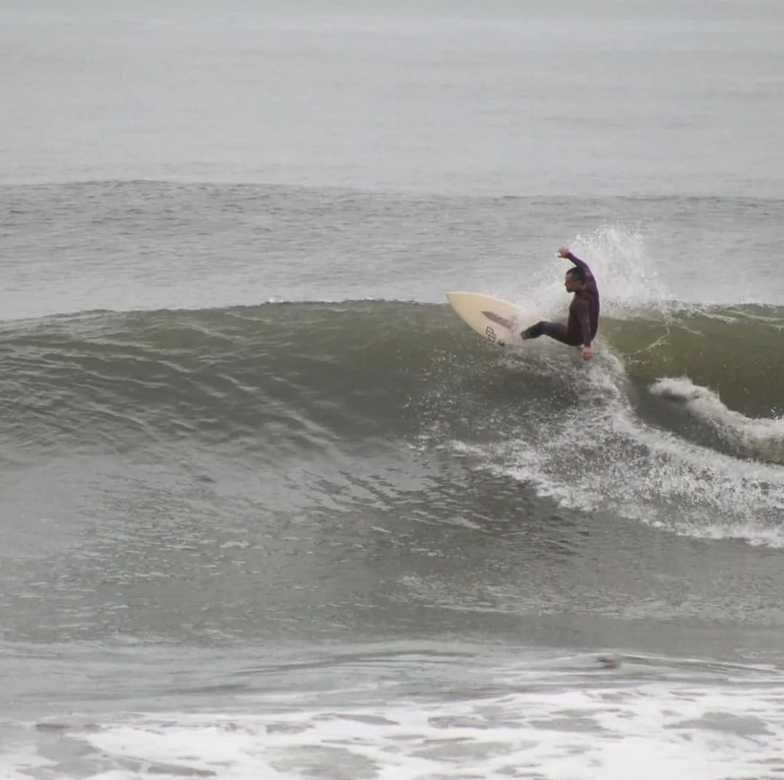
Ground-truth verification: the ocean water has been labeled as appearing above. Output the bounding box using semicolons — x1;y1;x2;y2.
2;2;784;778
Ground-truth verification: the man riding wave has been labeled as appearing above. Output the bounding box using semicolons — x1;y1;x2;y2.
521;247;599;361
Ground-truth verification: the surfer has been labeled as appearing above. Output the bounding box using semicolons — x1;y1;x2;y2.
521;247;599;361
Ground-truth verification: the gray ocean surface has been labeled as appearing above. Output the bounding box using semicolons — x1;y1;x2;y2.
2;2;784;778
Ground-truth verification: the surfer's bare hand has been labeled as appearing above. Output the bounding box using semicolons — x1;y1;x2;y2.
558;247;571;259
582;345;593;361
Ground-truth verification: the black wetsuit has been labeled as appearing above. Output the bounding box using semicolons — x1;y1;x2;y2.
523;252;599;347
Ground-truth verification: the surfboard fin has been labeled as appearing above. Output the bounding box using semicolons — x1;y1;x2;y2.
481;310;513;329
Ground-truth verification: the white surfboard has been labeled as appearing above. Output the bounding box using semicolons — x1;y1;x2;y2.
447;291;527;347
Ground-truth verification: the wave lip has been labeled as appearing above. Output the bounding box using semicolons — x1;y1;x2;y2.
651;377;784;465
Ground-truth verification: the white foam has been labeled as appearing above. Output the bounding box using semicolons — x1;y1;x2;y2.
519;226;673;321
465;348;784;548
6;658;783;780
573;225;672;314
650;376;784;464
0;737;56;780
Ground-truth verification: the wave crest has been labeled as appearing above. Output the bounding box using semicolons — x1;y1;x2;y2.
650;377;784;464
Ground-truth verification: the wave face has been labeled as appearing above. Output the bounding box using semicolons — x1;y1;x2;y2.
0;302;452;458
604;305;784;418
2;300;783;549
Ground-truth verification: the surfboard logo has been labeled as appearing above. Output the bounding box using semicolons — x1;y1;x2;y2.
447;292;528;350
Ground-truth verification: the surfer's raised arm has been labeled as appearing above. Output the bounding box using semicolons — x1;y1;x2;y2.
558;247;593;280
